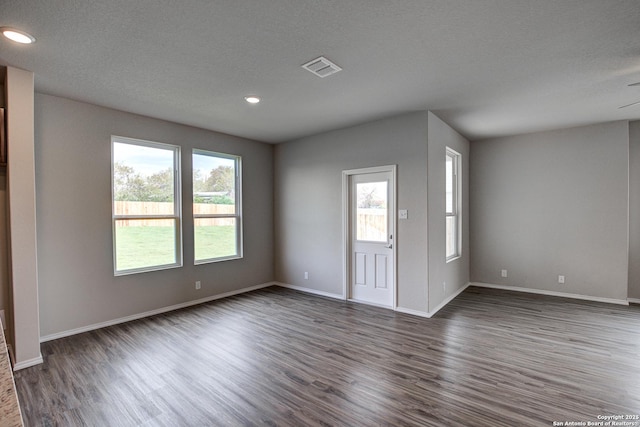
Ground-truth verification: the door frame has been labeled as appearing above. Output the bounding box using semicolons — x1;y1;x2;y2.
342;165;397;309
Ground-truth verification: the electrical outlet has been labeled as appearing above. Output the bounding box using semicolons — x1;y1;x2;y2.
304;272;309;280
558;275;565;284
501;269;508;278
195;281;201;290
443;281;446;292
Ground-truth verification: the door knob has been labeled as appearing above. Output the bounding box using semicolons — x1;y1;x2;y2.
385;243;393;249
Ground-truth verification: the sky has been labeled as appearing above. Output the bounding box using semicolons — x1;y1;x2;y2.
113;141;234;177
113;141;174;177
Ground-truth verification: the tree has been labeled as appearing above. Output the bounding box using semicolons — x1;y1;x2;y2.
145;168;174;202
113;162;146;201
193;169;207;193
357;184;386;209
204;165;234;194
113;162;174;202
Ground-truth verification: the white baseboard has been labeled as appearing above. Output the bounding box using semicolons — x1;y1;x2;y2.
395;283;471;319
428;282;471;317
40;282;276;343
628;298;640;305
274;282;345;300
276;282;470;319
13;354;44;371
471;282;629;306
395;306;431;318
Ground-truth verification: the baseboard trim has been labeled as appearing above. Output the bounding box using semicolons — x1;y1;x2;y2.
428;282;471;317
275;282;470;319
395;306;431;318
13;354;44;371
471;282;629;306
40;282;276;343
274;282;345;300
628;298;640;305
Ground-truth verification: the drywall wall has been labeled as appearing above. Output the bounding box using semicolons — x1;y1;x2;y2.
275;112;430;312
0;170;7;322
0;82;6;322
6;66;42;368
35;94;274;337
629;120;640;299
470;121;629;300
426;112;470;312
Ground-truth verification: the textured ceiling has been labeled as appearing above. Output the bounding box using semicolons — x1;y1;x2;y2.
1;0;640;143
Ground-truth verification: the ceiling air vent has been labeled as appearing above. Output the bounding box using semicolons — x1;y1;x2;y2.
301;56;342;78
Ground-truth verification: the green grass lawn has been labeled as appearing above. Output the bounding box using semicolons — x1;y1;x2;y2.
115;225;236;271
194;224;237;261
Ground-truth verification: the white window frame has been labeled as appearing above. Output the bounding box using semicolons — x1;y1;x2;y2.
193;149;243;264
112;136;183;275
446;147;461;262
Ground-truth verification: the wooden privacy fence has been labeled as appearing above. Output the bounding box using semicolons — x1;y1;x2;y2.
115;202;386;232
356;208;387;241
114;201;235;226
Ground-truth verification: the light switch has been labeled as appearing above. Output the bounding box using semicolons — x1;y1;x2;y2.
398;209;408;219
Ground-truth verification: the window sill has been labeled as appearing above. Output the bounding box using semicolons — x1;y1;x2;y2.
195;255;243;265
115;262;183;276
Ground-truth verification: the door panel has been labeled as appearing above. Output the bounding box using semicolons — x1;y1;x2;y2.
349;170;394;307
375;254;388;289
355;252;367;286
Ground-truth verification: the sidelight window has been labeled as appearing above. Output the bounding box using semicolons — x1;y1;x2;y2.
446;148;461;261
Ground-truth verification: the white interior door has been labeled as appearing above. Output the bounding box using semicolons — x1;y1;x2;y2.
348;170;395;307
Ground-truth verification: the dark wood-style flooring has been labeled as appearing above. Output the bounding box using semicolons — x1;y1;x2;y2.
14;286;640;426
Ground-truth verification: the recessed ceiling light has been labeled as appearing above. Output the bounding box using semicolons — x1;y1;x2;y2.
0;27;36;44
244;96;260;104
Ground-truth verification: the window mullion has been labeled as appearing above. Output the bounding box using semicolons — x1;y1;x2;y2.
193;214;239;219
114;215;179;220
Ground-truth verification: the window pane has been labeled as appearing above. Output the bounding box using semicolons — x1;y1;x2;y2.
114;201;175;216
112;137;181;275
193;153;236;212
113;142;175;214
193;202;235;216
446;216;456;258
356;181;387;242
446;154;454;213
194;218;238;261
192;150;242;264
115;219;177;271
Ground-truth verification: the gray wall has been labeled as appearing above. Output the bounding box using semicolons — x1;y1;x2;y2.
427;112;470;312
274;111;470;313
470;121;629;300
0;84;4;324
275;112;430;311
0;170;7;322
6;67;41;367
35;94;274;337
629;120;640;299
0;82;6;320
29;92;635;341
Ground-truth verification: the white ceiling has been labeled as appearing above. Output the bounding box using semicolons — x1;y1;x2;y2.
1;0;640;143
